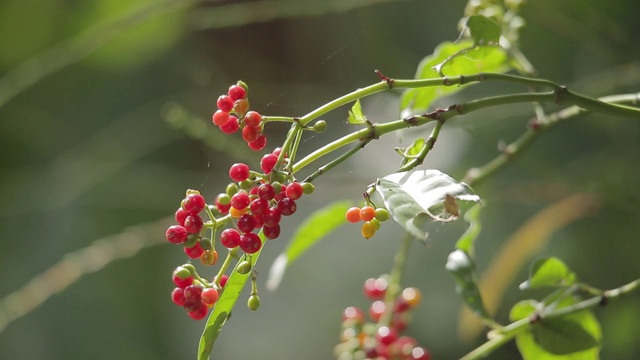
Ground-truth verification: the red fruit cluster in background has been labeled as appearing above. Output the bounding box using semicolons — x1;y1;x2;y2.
211;83;267;151
165;191;216;262
334;277;430;360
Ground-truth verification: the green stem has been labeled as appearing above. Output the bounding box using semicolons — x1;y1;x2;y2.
262;116;295;123
461;277;640;360
396;120;444;172
379;233;413;327
302;139;372;183
464;93;640;186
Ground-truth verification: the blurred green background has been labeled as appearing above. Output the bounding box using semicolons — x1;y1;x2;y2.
1;0;639;359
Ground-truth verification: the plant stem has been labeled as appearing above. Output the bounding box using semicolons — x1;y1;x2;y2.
460;277;640;360
302;139;372;183
463;93;640;186
379;233;413;327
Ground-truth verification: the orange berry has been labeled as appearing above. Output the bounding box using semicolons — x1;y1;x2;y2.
345;207;362;223
229;206;248;218
360;206;376;222
401;287;422;309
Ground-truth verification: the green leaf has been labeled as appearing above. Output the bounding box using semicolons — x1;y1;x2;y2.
520;257;577;290
376;169;480;242
533;318;599;355
199;233;267;360
265;201;351;291
400;40;510;114
446;249;492;320
347;99;366;124
510;298;602;359
454;202;482;256
466;15;501;44
397;137;426;168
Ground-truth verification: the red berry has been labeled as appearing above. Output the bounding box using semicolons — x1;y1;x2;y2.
242;125;260;142
183;193;206;215
217;95;234;112
166;225;188;244
217;274;229;288
262;207;282;227
277;197;297;216
394;336;417;356
345;207;361;223
220;115;239;134
260;153;278;174
229;163;250;182
244;111;262;127
220;228;241;248
184;215;204;234
272;147;282;156
360;206;376;222
183;285;203;311
263;224;280;239
364;277;387;300
342;306;365;324
250;198;268;215
184;242;205;259
239;232;262;254
188;305;208;320
376;326;398;346
172;267;193;287
252;213;264;229
212;110;230;127
175;208;189;225
230;191;250;210
237;214;256;234
410;347;431;360
227;84;246;101
369;300;385;322
215;195;231;214
171;287;186;306
201;288;220;306
285;182;303;200
257;184;275;200
248;135;267;151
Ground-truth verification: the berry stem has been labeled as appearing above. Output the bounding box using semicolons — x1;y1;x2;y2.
302;138;372;183
214;250;235;287
463;93;640;187
379;232;414;327
460;277;640;360
262;115;295;123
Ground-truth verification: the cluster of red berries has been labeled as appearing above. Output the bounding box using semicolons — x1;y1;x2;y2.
345;205;390;239
212;82;267;151
165;190;218;264
170;264;229;320
211;156;314;254
334;276;430;360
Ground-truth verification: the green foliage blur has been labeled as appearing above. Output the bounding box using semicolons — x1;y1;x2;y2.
1;0;639;359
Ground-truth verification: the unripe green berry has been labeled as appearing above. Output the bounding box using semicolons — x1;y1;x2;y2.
184;234;199;248
230;247;242;258
199;238;214;251
301;182;315;195
236;260;252;274
217;193;231;205
248;294;260;311
271;182;282;194
374;208;390;221
313;120;327;133
174;266;191;279
226;183;239;196
186;189;201;196
239;179;253;190
182;263;197;275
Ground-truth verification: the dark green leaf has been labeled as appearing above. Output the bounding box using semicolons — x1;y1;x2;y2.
466;15;501;44
265;201;351;291
533;318;599;355
520;257;577;290
446;249;492;320
199;233;267;360
511;297;601;359
454;202;482;256
376;169;480;241
347;99;366;124
400;40;509;114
